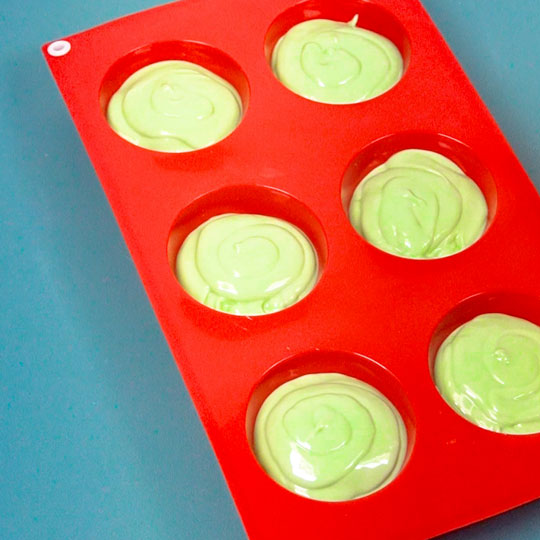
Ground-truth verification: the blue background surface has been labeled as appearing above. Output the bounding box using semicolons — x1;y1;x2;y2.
1;1;540;538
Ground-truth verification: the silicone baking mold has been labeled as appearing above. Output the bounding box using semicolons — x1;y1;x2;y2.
43;0;540;538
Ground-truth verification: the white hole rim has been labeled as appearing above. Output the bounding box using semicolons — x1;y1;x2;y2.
47;40;71;57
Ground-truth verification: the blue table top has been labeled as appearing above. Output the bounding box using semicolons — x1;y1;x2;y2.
2;1;540;538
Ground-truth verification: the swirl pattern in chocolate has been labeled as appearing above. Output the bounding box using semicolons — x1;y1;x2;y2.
349;149;488;258
435;313;540;434
254;373;407;501
107;60;242;152
175;214;318;315
271;16;403;104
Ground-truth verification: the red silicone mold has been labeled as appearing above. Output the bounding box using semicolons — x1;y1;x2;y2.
43;1;540;538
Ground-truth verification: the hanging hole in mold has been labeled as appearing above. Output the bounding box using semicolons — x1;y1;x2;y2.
47;40;71;57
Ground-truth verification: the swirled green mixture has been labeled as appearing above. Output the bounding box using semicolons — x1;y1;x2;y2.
349;149;488;258
254;373;407;501
435;313;540;434
107;60;242;152
271;16;403;104
175;214;318;315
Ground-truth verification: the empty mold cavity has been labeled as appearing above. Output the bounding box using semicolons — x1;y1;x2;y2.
341;131;497;259
264;0;411;104
429;292;540;434
99;41;250;152
167;185;327;315
246;349;415;500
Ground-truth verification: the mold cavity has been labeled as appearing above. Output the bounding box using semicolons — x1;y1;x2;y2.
264;0;411;104
167;185;327;316
99;41;250;152
341;132;497;259
429;291;540;377
246;350;415;501
429;292;540;435
47;40;71;57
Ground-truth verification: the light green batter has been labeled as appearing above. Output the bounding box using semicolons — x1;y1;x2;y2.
349;149;488;258
175;213;318;315
107;60;242;152
435;313;540;434
254;373;407;501
271;15;403;104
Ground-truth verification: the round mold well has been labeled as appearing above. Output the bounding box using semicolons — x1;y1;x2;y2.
341;131;497;258
429;291;540;378
167;184;328;316
429;291;540;434
245;349;416;499
264;0;411;102
99;40;250;152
